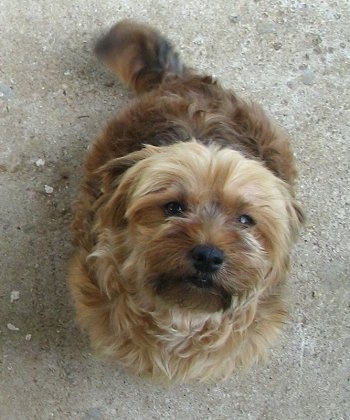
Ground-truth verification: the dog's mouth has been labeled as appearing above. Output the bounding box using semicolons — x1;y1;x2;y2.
184;275;213;289
152;273;233;312
155;273;214;293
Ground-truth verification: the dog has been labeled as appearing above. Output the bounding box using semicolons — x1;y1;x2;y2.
67;20;304;382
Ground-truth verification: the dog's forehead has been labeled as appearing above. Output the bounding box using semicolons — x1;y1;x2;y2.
133;141;280;200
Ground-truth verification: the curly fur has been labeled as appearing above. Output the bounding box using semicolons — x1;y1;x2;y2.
67;20;304;382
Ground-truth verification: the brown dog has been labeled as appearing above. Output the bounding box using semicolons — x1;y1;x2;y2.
68;20;304;382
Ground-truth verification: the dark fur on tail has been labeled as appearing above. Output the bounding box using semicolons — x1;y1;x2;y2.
95;20;186;94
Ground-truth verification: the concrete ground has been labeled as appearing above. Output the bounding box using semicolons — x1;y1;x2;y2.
0;0;349;418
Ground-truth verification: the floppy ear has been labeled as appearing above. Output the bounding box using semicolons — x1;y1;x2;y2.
96;145;161;226
96;145;160;193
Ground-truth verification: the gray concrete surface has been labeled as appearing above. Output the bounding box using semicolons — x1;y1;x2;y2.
0;0;349;419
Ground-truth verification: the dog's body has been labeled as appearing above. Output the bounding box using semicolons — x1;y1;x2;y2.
68;21;303;382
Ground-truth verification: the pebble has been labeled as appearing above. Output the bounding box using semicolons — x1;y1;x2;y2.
25;334;32;341
7;323;19;331
35;158;45;167
10;290;20;302
44;185;54;194
192;36;204;46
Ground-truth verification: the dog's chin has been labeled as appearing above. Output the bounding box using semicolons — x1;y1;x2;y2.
153;274;233;313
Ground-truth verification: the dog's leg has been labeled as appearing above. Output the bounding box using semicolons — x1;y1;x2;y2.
95;20;187;94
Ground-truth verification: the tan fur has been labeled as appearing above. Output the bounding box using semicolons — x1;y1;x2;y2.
68;21;303;383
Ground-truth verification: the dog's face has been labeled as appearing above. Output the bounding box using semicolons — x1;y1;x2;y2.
98;141;302;313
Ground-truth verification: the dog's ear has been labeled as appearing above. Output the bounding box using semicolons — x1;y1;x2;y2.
262;197;304;291
96;145;161;226
96;145;160;193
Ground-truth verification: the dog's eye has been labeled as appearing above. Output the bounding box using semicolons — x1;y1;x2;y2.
163;201;185;217
237;214;255;227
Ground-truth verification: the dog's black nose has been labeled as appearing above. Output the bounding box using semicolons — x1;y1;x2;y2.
190;245;224;273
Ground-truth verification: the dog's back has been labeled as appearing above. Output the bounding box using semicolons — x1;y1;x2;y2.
93;20;298;186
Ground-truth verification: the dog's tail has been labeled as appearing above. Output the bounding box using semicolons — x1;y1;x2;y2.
95;20;187;94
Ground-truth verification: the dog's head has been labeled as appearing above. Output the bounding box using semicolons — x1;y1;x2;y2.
95;141;303;313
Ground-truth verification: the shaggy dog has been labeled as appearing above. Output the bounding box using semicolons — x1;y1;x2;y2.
68;20;304;382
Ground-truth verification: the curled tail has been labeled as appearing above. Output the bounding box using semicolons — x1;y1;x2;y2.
95;20;186;94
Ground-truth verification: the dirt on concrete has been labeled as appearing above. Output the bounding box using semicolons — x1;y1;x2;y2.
0;1;349;419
